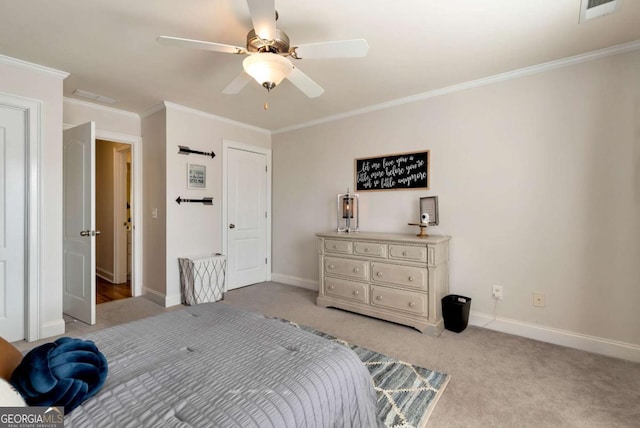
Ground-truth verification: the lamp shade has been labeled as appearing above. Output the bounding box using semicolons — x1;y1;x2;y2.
243;53;293;88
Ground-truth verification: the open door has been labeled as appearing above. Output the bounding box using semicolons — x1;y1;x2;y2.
63;122;97;325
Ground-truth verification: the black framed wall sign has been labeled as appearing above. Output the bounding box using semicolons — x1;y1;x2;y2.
355;150;430;191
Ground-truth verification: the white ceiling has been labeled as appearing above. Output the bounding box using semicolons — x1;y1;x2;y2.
1;0;639;131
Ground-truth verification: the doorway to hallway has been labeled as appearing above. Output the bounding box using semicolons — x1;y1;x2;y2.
95;139;133;304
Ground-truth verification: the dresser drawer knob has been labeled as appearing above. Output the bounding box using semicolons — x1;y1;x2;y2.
376;295;383;301
353;290;360;296
408;301;415;308
364;247;370;252
328;285;335;290
333;245;338;249
328;264;335;269
402;251;408;256
376;271;383;277
353;268;360;273
408;276;415;282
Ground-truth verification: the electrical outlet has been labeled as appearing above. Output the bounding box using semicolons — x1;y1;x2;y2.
492;285;503;300
533;292;545;307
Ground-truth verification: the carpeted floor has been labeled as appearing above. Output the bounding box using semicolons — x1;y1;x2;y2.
15;282;640;427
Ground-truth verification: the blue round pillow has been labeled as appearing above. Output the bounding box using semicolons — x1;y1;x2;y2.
11;337;108;414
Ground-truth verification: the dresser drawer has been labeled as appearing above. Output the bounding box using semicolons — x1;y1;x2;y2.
388;244;426;262
354;241;387;258
325;257;369;281
370;262;427;290
370;285;427;316
324;277;367;303
324;239;353;254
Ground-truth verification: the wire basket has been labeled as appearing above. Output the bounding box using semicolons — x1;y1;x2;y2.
178;254;226;305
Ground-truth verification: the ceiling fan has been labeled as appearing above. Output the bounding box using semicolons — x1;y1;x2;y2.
157;0;368;98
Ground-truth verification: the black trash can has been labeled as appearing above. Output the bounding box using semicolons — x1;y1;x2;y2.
442;295;472;333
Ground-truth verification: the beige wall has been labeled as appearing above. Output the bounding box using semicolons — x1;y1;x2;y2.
141;103;270;305
164;104;271;305
141;109;167;300
272;50;640;349
0;59;66;338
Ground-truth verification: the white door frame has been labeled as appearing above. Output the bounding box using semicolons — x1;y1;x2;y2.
0;92;42;341
64;125;143;297
222;140;272;289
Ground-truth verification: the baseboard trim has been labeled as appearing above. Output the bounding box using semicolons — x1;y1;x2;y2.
272;275;640;362
271;273;318;291
143;287;182;308
469;311;640;363
96;268;115;283
165;293;182;308
39;319;65;340
143;287;165;306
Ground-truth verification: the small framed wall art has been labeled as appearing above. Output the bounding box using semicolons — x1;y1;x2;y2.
419;196;439;226
187;163;206;189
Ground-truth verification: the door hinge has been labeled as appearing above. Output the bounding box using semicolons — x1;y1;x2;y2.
265;258;268;264
265;211;267;219
265;165;268;173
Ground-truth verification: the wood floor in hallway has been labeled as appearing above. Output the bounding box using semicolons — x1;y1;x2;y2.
96;276;131;304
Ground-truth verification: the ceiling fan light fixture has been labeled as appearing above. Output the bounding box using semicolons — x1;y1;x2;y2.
243;52;293;91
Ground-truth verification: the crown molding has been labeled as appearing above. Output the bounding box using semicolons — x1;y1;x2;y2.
63;97;139;119
140;102;166;119
63;123;141;144
0;53;69;79
163;101;270;135
273;38;640;135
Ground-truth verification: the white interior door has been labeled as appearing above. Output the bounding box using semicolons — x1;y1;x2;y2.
0;105;26;341
227;148;267;290
63;122;96;325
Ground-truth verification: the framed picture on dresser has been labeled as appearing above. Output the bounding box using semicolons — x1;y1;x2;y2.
419;196;439;226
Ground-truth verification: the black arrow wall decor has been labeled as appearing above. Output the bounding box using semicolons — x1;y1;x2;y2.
176;196;213;205
178;145;216;159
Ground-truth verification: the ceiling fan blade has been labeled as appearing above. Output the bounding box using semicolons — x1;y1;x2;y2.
222;72;252;94
291;39;369;59
287;67;324;98
246;0;276;40
157;36;246;55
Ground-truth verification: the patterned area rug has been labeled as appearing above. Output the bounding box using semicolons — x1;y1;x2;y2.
280;320;450;428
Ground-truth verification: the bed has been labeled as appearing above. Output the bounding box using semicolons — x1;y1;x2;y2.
58;303;380;427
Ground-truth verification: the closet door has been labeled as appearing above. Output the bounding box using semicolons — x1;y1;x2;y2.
226;148;267;290
0;104;26;341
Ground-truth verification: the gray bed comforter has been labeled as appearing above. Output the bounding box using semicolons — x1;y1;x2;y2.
66;303;380;427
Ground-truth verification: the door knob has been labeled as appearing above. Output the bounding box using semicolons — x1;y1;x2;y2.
229;224;235;229
80;230;90;237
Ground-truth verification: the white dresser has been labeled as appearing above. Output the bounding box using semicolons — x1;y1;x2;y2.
316;231;451;335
